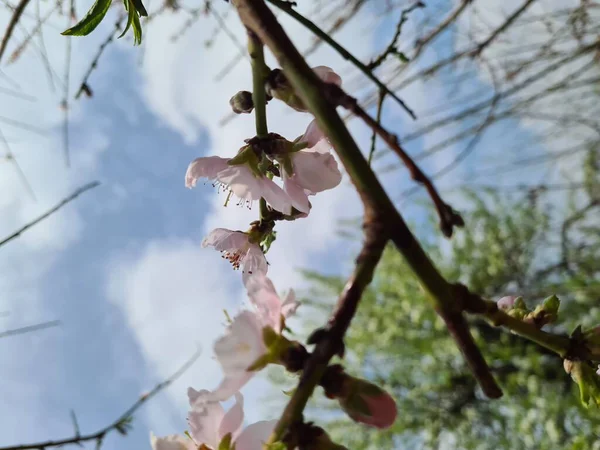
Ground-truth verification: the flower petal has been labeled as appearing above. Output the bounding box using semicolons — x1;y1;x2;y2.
281;289;300;318
300;119;326;148
242;244;268;278
218;393;245;442
210;373;254;402
216;165;264;202
188;391;226;448
245;274;282;330
257;177;293;215
150;433;196;450
202;228;249;251
234;420;278;450
185;156;230;188
214;311;266;377
283;173;311;215
313;66;342;86
292;151;342;194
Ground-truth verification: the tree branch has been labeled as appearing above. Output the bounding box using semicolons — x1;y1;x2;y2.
266;0;416;119
268;207;388;445
0;320;61;339
232;0;501;412
331;86;464;237
0;181;100;249
0;350;201;450
0;0;32;63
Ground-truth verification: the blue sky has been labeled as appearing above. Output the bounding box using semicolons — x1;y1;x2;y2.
0;1;584;449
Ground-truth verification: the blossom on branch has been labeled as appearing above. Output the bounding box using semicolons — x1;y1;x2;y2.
150;433;196;450
185;154;292;215
202;228;267;279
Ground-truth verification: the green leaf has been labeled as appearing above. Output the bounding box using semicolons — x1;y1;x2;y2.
119;0;142;45
61;0;113;36
131;0;148;16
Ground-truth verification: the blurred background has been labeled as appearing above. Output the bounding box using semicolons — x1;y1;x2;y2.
0;0;599;449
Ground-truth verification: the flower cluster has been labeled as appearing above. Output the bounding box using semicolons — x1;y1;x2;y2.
151;65;396;450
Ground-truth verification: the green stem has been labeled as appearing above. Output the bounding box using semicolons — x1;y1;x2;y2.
368;89;385;165
481;300;572;357
266;0;416;119
248;30;269;137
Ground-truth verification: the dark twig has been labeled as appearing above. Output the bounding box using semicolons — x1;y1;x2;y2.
0;320;60;339
0;181;100;248
472;0;537;57
0;349;202;450
0;126;36;200
0;0;32;63
367;1;424;70
75;16;125;100
62;3;74;167
367;89;385;165
267;0;416;119
331;85;464;237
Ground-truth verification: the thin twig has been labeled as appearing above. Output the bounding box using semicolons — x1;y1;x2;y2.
0;349;202;450
75;16;125;99
0;114;45;134
367;1;424;70
0;181;100;248
367;89;385;165
0;0;33;63
472;0;537;57
267;0;416;119
0;126;36;200
0;86;35;101
332;85;464;237
62;2;74;168
0;320;61;339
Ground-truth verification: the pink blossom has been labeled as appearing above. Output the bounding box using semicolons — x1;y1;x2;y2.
188;392;244;448
185;156;292;214
202;228;267;278
497;296;518;310
186;392;277;450
313;66;343;87
150;433;196;450
245;274;300;332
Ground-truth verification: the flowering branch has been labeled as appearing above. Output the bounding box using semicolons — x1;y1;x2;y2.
329;85;465;238
268;209;387;445
265;0;416;119
232;0;502;416
0;350;201;450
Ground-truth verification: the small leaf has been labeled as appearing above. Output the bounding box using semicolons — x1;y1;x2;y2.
131;0;148;16
62;0;113;36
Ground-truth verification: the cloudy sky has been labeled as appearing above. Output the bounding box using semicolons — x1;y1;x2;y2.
0;1;586;449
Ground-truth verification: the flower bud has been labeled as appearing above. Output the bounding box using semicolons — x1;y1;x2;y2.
265;69;307;112
497;296;518;310
229;91;254;114
336;375;397;429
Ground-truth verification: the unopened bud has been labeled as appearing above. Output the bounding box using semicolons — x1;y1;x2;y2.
265;69;307;112
564;359;600;408
497;296;518;310
229;91;254;114
336;375;397;429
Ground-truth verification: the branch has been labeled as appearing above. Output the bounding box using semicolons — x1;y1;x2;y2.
332;86;464;238
0;0;32;63
75;17;125;99
266;0;416;119
367;1;424;70
472;0;537;57
268;208;388;444
0;350;202;450
233;0;501;408
0;320;61;339
0;181;100;248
